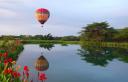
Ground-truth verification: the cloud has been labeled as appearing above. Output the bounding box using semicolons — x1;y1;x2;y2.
40;24;81;36
0;0;128;36
0;8;18;18
0;23;39;35
0;22;81;36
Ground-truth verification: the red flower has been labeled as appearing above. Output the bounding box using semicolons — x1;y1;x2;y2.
8;58;13;63
3;52;8;58
12;71;21;78
0;53;2;57
26;71;29;78
4;59;8;65
4;58;13;65
39;72;47;81
23;71;29;78
24;66;29;71
3;68;13;75
3;69;8;74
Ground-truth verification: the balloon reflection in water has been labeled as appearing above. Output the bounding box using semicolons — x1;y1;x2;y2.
35;55;49;81
35;55;49;71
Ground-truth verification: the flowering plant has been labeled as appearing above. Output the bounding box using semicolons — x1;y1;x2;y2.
0;51;47;82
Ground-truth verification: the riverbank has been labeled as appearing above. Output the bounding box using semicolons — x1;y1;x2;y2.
0;40;24;60
1;40;128;50
81;41;128;49
21;40;128;47
21;40;80;44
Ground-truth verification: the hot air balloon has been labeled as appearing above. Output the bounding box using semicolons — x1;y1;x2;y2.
35;8;50;27
35;55;49;71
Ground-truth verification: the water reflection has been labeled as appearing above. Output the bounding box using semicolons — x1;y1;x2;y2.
78;44;128;67
35;55;49;71
16;44;128;82
39;43;54;51
60;43;68;46
34;54;49;82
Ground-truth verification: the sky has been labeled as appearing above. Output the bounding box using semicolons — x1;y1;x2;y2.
0;0;128;36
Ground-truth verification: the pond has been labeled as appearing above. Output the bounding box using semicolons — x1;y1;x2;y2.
16;44;128;82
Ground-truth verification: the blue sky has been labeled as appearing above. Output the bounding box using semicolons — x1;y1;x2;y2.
0;0;128;36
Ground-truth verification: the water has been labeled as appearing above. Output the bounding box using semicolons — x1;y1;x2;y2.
16;44;128;82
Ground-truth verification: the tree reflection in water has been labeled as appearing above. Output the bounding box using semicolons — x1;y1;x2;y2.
78;44;128;67
39;43;54;51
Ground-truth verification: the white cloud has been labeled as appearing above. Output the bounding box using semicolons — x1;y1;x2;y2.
0;23;40;35
0;0;128;36
0;8;18;17
0;23;81;36
41;24;81;36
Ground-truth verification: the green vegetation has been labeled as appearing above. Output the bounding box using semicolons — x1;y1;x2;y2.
80;22;128;42
21;40;80;44
39;43;54;51
8;45;24;60
81;41;128;49
0;40;24;60
0;34;80;41
61;36;80;41
78;44;128;67
0;21;128;48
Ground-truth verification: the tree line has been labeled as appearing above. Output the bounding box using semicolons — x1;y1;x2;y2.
0;22;127;42
0;34;80;41
80;22;128;42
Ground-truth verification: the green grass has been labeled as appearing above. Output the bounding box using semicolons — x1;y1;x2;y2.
21;40;80;44
0;45;24;60
0;40;15;47
21;40;128;48
81;41;128;49
8;45;24;60
0;40;24;60
0;41;4;46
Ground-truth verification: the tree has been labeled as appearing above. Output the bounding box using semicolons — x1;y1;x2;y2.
105;27;118;41
114;27;128;42
43;33;54;40
61;36;80;41
80;22;112;41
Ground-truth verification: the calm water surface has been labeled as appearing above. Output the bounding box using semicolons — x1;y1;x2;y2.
16;44;128;82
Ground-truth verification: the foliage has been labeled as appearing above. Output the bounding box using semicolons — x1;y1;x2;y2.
21;40;80;44
0;40;24;60
80;22;109;41
78;43;128;66
39;43;54;51
0;34;80;41
80;22;128;42
114;27;128;42
0;51;47;82
61;36;80;41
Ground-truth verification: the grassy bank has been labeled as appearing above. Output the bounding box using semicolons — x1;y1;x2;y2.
81;41;128;49
21;40;128;48
21;40;80;44
8;45;24;60
0;40;24;60
0;45;24;59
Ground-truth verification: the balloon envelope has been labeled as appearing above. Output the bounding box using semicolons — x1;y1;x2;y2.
35;8;50;25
